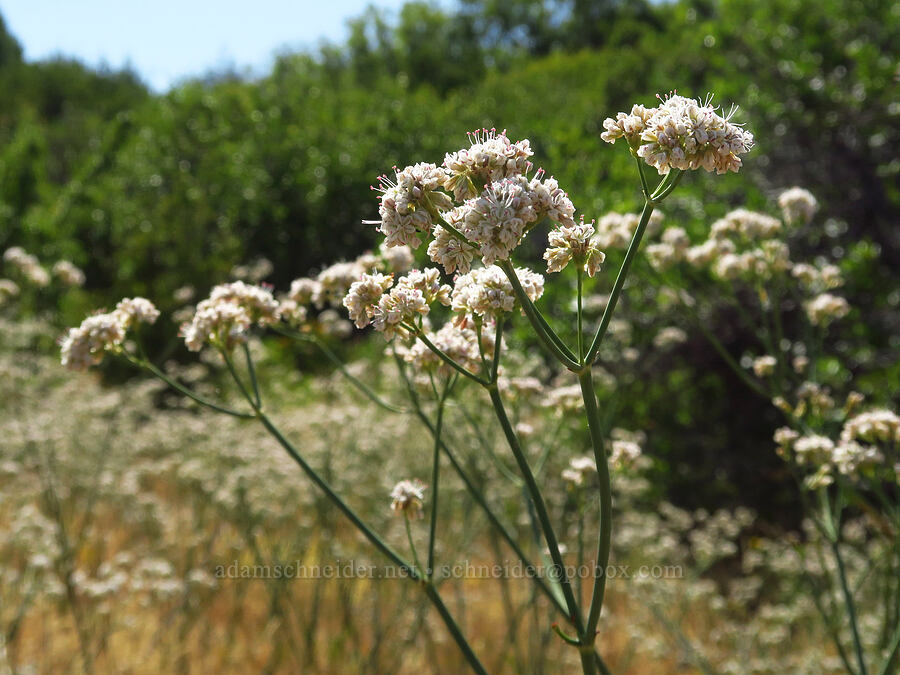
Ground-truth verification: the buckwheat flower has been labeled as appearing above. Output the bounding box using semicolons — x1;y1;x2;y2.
287;277;320;307
460;177;539;265
792;355;809;373
277;298;307;326
527;171;577;227
390;479;427;518
379;242;415;273
777;187;818;225
793;435;835;466
343;272;394;328
442;128;533;200
752;355;777;378
173;285;195;303
318;309;353;338
544;384;584;412
181;301;252;352
60;312;127;371
395;267;452;307
832;441;883;477
610;439;643;469
371;163;451;249
653;326;688;349
114;297;160;328
543;217;606;276
600;104;654;145
841;409;900;445
710;209;781;240
0;278;19;303
401;322;482;374
368;270;449;337
773;427;800;455
645;242;681;271
315;261;366;308
563;456;597;486
624;94;754;175
52;260;86;286
804;293;849;326
22;261;50;286
181;282;279;351
427;222;476;275
451;265;544;319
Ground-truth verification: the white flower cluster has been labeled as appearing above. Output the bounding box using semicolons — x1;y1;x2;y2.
562;456;596;486
52;260;86;287
3;246;50;287
181;282;280;352
373;163;452;248
442;128;533;200
60;297;160;370
804;293;850;327
594;210;665;249
370;131;582;275
774;408;899;487
601;94;754;175
343;268;451;337
777;187;818;225
390;479;427;518
790;262;843;293
450;265;544;319
544;217;606;276
281;244;415;327
751;355;777;378
645;226;691;271
0;278;19;304
398;322;485;375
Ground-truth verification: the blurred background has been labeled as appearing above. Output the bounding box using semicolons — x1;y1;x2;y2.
0;0;897;672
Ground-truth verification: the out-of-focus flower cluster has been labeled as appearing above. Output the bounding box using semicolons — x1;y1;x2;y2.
774;407;899;488
180;281;279;352
644;187;850;328
368;129;588;279
601;93;754;175
2;246;86;292
60;297;160;370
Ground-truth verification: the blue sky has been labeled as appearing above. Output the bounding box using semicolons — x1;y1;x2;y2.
1;0;418;91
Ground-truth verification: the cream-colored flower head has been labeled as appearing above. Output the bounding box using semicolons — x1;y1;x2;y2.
390;479;427;518
343;272;394;329
371;163;451;249
181;282;279;352
451;265;544;319
602;93;754;175
804;293;849;327
442;128;533;200
400;322;484;375
777;187;818;226
60;297;160;370
52;260;86;287
544;217;606;277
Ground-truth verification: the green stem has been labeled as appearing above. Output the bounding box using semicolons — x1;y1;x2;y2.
136;358;255;419
242;343;261;408
487;382;585;636
579;369;613;642
832;537;869;675
577;265;585;361
497;259;580;370
405;516;424;576
254;399;489;675
403;323;490;386
427;384;449;577
585;198;654;365
273;326;407;413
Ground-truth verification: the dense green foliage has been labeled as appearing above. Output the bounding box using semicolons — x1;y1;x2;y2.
0;0;896;517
